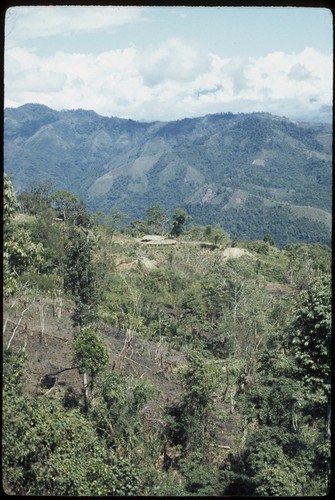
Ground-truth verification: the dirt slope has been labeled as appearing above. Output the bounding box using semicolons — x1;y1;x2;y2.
3;291;240;451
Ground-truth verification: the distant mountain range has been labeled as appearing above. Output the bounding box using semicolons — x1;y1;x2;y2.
4;103;332;247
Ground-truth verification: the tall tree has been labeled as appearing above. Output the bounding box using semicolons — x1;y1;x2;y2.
63;228;97;327
228;274;331;496
145;204;169;235
72;327;109;412
3;348;139;496
179;353;220;454
51;190;85;223
17;179;54;215
288;275;331;406
288;274;331;488
170;208;191;237
3;173;18;224
3;174;42;295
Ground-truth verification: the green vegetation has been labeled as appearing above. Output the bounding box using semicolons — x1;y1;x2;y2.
2;177;331;496
5;104;332;247
169;207;192;237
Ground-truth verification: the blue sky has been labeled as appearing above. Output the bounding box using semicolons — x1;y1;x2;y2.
4;6;333;122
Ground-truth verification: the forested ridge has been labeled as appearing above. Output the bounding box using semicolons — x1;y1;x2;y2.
4;104;332;247
3;174;331;496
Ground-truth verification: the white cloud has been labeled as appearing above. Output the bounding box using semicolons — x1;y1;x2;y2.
139;38;211;86
5;6;144;45
4;36;333;122
245;47;332;106
288;63;312;81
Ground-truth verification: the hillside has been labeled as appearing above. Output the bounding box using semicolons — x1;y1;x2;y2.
4;236;251;450
4;103;332;247
3;172;332;495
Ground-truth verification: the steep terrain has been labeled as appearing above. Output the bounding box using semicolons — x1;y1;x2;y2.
3;191;332;496
4;235;256;454
4;103;332;247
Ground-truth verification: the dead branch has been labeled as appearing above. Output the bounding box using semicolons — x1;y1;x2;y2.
43;332;69;342
44;366;79;377
6;304;32;350
43;385;56;396
114;328;133;371
2;317;16;335
39;303;45;344
122;356;152;371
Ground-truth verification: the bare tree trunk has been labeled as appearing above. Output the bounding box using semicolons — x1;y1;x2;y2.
326;400;331;440
39;303;45;343
229;386;236;414
57;296;63;319
155;316;164;367
233;302;237;324
115;328;132;371
83;371;89;413
223;365;230;402
326;400;331;490
89;367;95;401
6;304;32;350
53;293;63;318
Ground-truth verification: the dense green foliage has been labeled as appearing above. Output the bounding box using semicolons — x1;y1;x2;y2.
3;174;43;296
73;327;109;376
169;207;192;237
4;104;332;247
4;173;18;223
63;228;97;327
2;178;331;496
289;275;331;399
3;350;139;496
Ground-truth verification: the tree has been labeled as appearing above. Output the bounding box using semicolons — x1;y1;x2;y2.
202;260;226;322
283;243;319;289
4;225;42;277
288;274;331;488
169;208;192;237
178;451;222;495
123;219;148;237
89;370;155;456
242;429;307;496
145;204;169;235
28;206;67;274
3;173;18;224
3;174;18;294
73;327;109;377
288;275;331;410
17;179;54;215
3;349;139;496
63;228;97;327
72;327;109;411
229;275;332;497
263;233;275;246
232;346;329;496
51;190;85;223
3;174;42;295
94;208;126;236
178;353;220;453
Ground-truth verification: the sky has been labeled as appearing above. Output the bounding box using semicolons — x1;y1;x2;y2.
4;5;333;122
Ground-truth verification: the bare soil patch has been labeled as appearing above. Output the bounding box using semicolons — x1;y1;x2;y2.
139;235;177;245
222;247;253;259
3;291;242;452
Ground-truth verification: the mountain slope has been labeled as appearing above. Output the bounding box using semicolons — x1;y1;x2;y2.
4;103;332;247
